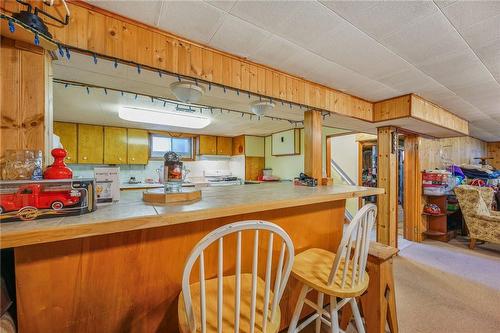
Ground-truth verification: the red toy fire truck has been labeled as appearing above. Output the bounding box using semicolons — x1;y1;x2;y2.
0;183;81;214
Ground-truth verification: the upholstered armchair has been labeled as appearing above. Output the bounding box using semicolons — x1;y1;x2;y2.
455;185;500;249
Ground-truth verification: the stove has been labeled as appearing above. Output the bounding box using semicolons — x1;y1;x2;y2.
205;171;242;186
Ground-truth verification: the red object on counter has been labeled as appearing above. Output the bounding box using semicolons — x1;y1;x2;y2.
43;148;73;179
0;184;81;214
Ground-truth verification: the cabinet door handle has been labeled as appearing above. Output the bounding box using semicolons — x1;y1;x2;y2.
131;157;135;161
67;157;71;160
82;156;87;160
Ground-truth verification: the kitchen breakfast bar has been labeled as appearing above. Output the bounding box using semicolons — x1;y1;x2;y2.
1;183;383;332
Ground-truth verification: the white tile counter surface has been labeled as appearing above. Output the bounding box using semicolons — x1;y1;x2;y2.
0;183;383;248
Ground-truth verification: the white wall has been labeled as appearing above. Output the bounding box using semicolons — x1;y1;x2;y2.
330;133;360;215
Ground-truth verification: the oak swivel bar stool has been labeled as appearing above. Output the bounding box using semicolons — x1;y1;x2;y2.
288;204;377;333
178;220;295;333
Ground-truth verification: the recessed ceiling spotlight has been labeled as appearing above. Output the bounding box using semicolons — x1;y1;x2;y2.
250;100;275;116
169;81;205;104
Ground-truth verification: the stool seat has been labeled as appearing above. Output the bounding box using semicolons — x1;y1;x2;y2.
292;248;369;298
179;273;281;333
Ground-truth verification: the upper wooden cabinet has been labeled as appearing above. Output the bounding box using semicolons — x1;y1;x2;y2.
127;129;149;165
53;122;77;163
217;136;232;155
78;124;103;164
244;136;265;157
232;135;245;155
271;129;301;156
197;135;217;155
104;127;127;164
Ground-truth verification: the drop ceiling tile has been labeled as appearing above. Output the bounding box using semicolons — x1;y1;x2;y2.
417;50;492;90
474;43;500;83
321;0;437;41
248;35;304;72
459;14;500;50
204;0;237;12
158;0;226;44
228;1;302;34
439;1;500;32
376;68;436;93
87;0;162;26
381;12;468;65
209;15;271;58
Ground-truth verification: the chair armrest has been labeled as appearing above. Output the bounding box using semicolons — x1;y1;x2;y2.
472;213;500;223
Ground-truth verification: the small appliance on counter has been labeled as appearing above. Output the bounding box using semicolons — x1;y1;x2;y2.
258;168;281;182
94;167;120;204
0;178;96;222
294;173;318;187
163;152;190;192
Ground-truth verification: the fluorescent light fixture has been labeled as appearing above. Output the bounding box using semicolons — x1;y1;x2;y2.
119;106;211;129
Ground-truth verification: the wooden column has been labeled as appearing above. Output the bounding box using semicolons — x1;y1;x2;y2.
376;126;398;247
403;135;423;242
304;110;323;182
0;38;45;162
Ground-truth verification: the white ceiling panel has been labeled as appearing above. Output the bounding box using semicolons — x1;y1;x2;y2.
380;12;468;66
203;0;236;12
208;14;271;58
86;0;162;26
437;1;500;32
158;0;226;44
321;0;438;41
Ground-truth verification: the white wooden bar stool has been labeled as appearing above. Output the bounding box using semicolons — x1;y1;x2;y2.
287;204;377;333
178;220;295;333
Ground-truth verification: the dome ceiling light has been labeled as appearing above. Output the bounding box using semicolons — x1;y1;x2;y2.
250;100;275;116
169;81;205;104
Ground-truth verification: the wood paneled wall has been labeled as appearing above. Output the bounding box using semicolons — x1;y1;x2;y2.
1;0;373;121
373;95;411;122
410;95;469;136
373;94;469;135
487;142;500;169
418;136;487;170
0;38;45;163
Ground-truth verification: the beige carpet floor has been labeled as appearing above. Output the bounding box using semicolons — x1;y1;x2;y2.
300;238;500;333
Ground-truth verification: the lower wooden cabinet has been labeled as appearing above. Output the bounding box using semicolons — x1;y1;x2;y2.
127;129;149;164
78;124;103;164
217;136;232;155
104;127;127;164
53;122;77;163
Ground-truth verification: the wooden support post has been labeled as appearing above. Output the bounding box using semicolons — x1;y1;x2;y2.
304;110;323;182
340;242;399;333
403;135;423;242
376;126;398;247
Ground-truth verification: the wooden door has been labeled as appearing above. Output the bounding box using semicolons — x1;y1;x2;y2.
78;124;103;164
216;136;232;155
104;127;127;164
53;122;77;163
198;135;217;155
127;129;149;164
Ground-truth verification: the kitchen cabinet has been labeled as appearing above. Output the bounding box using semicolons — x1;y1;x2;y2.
216;136;232;155
245;156;265;180
244;136;265;157
127;129;149;164
104;127;128;164
232;135;245;155
198;135;217;155
53;122;77;163
271;129;300;156
78;124;103;164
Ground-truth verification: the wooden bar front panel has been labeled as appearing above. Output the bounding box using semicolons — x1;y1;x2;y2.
15;200;345;332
